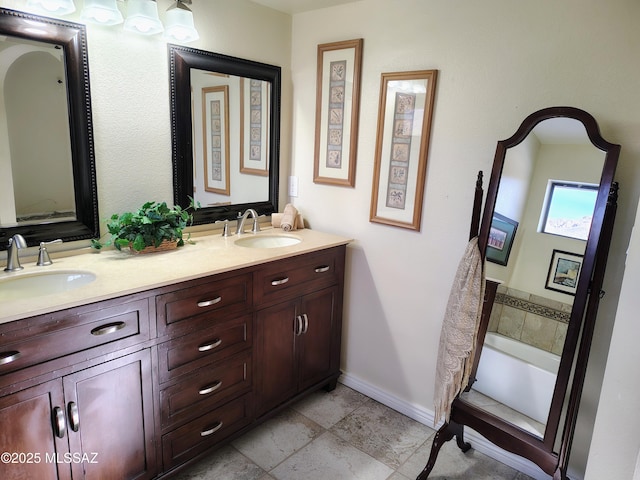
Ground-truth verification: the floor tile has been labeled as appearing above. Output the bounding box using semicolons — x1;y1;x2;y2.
399;433;530;480
232;408;324;470
330;398;434;469
170;445;265;480
291;383;369;428
270;431;394;480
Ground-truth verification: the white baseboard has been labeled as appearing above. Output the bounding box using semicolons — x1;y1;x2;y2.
338;372;575;480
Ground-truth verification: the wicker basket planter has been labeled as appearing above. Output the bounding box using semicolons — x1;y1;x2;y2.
130;240;179;254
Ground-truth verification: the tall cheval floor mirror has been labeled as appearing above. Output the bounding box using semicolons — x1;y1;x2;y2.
419;107;620;480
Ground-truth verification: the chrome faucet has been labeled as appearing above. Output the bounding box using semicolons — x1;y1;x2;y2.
4;234;27;272
236;209;261;234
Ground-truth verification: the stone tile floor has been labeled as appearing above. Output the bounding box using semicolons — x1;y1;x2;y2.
172;383;536;480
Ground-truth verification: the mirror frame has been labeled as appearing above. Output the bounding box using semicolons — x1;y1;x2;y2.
418;107;620;480
168;44;281;224
0;8;98;251
474;106;618;471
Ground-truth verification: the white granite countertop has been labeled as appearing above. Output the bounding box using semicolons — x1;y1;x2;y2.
0;228;352;325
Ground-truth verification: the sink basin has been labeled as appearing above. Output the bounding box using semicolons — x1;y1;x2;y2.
235;234;301;249
0;270;96;301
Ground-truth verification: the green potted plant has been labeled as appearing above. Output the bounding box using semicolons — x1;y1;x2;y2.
92;199;199;253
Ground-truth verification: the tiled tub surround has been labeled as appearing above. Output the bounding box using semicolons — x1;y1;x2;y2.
487;286;572;356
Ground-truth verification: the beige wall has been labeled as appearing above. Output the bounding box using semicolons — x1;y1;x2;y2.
2;0;640;478
290;1;640;478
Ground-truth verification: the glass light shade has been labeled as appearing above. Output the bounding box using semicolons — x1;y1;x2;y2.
26;0;76;15
163;3;199;43
124;0;163;35
81;0;123;25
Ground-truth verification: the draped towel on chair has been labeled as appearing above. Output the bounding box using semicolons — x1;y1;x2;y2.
433;236;485;425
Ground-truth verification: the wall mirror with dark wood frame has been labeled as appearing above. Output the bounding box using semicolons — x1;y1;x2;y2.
169;44;281;224
419;107;620;480
0;8;98;251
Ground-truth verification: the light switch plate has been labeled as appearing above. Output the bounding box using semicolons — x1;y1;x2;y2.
289;176;299;197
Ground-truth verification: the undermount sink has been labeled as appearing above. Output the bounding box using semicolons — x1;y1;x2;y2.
234;234;301;249
0;270;96;301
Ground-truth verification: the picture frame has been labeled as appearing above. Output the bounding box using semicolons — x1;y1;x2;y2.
369;70;438;230
313;38;363;187
545;249;584;296
202;85;230;195
486;212;519;266
240;78;269;176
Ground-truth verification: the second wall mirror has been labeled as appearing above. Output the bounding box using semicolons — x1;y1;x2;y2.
169;44;281;224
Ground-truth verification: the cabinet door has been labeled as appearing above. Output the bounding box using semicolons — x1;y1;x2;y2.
298;287;339;391
0;380;71;480
64;350;156;480
255;298;298;417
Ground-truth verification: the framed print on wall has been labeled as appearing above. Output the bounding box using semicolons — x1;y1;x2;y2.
369;69;438;230
486;212;519;266
545;249;584;295
240;78;270;176
202;85;230;195
313;38;363;187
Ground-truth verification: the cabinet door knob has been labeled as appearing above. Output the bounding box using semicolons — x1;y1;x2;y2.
53;406;66;438
200;421;223;437
68;402;80;432
302;313;309;334
271;276;289;286
197;296;222;308
90;321;126;336
198;381;222;395
198;338;222;352
0;351;20;366
314;265;330;273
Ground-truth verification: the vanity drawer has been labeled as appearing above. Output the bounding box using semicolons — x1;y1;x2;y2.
162;393;252;469
254;247;344;306
159;351;252;429
157;314;252;383
156;272;252;337
0;297;150;377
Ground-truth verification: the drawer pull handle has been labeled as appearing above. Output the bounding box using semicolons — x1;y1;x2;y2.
91;321;126;336
198;338;222;352
271;276;289;286
197;296;222;308
0;351;21;366
199;381;223;395
53;406;66;438
68;402;80;432
315;265;330;273
200;421;223;437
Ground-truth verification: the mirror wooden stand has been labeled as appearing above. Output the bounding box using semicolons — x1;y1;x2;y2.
418;107;620;480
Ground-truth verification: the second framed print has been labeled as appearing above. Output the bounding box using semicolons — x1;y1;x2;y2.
313;38;363;187
370;70;438;230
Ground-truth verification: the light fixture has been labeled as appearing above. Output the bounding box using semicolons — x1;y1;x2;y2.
81;0;124;25
163;0;199;43
26;0;76;15
124;0;163;36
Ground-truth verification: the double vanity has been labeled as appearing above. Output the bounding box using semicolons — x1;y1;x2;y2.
0;228;350;479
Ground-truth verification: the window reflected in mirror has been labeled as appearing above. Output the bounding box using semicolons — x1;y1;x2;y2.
540;181;598;240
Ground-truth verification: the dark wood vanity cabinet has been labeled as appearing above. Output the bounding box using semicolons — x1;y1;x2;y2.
0;297;157;480
0;244;347;479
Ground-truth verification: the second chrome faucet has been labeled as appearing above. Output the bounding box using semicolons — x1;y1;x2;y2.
236;209;261;235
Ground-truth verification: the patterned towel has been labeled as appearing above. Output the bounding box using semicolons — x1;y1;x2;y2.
433;237;485;425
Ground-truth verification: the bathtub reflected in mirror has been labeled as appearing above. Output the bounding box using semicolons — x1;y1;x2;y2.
464;117;606;437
